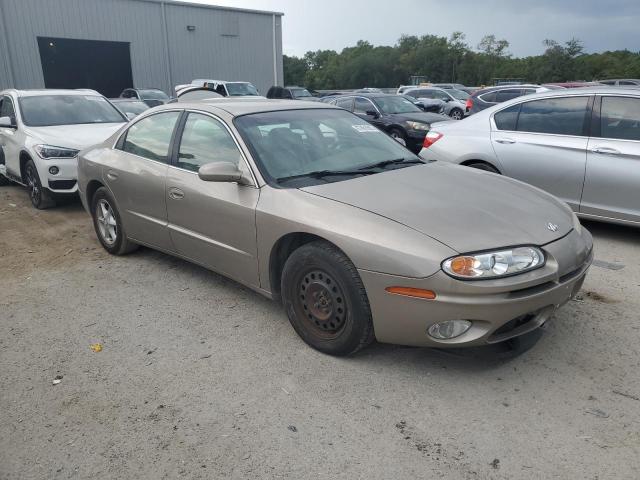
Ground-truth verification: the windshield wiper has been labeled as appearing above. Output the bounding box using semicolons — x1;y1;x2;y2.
277;169;378;183
359;158;424;170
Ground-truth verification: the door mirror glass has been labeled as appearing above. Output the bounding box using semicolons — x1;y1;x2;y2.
0;116;16;128
198;161;249;184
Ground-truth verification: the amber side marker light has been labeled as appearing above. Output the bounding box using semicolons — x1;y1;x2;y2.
385;287;437;300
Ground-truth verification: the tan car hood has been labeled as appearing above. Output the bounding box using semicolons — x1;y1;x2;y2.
301;162;573;253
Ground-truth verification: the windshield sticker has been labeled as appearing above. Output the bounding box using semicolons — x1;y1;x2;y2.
352;124;380;133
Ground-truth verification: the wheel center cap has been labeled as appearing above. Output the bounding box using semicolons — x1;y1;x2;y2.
307;283;333;321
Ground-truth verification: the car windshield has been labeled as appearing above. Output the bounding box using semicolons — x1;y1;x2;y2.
449;89;469;100
139;89;169;100
114;101;149;115
178;89;223;101
226;83;259;96
234;109;421;186
291;88;312;98
19;95;125;126
373;96;422;114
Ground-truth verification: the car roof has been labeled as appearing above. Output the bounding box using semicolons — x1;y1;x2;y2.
110;98;146;102
339;92;397;99
3;89;102;97
154;98;337;117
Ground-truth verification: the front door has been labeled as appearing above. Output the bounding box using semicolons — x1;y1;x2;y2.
107;110;181;251
166;112;260;288
491;96;591;211
582;95;640;223
0;95;20;178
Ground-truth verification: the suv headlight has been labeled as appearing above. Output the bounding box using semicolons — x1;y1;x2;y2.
442;246;544;280
406;121;430;131
34;145;80;159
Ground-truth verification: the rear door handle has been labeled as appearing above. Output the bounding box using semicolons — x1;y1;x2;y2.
495;138;516;145
168;187;184;200
106;170;118;181
590;146;620;155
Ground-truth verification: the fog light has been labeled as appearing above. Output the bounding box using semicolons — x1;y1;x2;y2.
49;166;59;175
428;320;472;340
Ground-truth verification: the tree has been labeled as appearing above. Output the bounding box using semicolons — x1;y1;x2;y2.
283;55;308;87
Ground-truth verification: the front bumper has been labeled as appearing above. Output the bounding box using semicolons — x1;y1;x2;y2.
38;156;79;193
360;228;593;348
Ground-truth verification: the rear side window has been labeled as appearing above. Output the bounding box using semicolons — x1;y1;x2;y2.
495;89;522;102
619;81;638;86
122;112;180;163
494;104;521;131
478;92;497;103
177;113;243;172
600;96;640;141
517;97;589;136
354;97;375;114
335;97;354;110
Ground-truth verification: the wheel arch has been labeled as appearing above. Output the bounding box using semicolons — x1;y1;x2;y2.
460;159;501;173
19;150;33;181
85;180;106;209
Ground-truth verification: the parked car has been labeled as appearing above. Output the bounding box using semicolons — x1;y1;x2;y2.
598;79;640;87
0;89;126;208
401;94;444;114
191;79;261;97
266;86;318;101
404;87;467;120
354;88;383;93
419;87;640;226
109;98;150;119
467;85;549;114
119;88;170;107
542;82;604;89
396;85;416;95
171;86;224;103
328;93;449;152
77;100;592;356
432;83;476;95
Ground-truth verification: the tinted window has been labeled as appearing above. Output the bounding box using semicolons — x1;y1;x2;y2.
291;88;312;98
494;104;520;131
177;113;243;172
139;89;169;100
599;80;615;85
374;96;421;114
600;96;640;141
495;89;522;102
479;92;496;103
19;95;125;126
335;97;354;110
225;83;259;96
517;97;589;136
0;96;15;118
619;81;638;86
354;97;375;114
122;112;180;162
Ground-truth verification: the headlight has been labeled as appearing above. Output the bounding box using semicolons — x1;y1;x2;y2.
34;145;79;159
442;246;544;280
406;121;430;131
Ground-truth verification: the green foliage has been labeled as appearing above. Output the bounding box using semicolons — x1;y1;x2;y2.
284;33;639;88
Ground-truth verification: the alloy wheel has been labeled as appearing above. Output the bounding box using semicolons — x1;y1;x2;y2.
25;165;40;206
96;199;118;245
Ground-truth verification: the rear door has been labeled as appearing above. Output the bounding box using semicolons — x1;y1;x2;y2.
108;110;181;251
581;95;640;223
491;95;591;210
0;95;19;176
165;111;260;287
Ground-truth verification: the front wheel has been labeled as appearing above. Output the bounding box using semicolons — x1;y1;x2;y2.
281;241;375;356
91;187;138;255
24;159;55;209
449;108;464;120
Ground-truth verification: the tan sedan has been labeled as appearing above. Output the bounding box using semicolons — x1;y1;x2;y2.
77;100;593;356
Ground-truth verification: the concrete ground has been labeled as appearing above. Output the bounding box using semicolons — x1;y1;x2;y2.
1;184;639;479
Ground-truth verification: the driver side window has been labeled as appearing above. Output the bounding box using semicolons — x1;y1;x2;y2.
0;96;16;119
354;97;375;114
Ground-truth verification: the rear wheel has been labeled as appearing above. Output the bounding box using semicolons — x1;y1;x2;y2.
24;159;55;209
466;162;500;174
449;108;464;120
281;241;374;356
91;187;138;255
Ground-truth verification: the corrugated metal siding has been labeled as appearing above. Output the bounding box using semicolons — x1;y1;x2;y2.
0;0;283;94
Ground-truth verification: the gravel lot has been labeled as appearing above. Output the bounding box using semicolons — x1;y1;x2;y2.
1;184;639;479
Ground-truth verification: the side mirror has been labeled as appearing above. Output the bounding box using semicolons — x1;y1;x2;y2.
366;110;379;118
443;97;452;102
125;112;137;120
198;162;251;185
0;116;16;128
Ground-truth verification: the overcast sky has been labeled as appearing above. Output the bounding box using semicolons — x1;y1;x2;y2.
182;0;639;58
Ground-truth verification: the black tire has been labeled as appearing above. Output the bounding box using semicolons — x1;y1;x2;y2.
388;127;408;145
90;186;138;255
449;108;464;120
24;159;55;209
466;162;500;174
281;241;375;356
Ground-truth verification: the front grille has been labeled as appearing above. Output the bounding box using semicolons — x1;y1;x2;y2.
48;180;77;190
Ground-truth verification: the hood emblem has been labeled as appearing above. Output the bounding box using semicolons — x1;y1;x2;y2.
547;223;559;232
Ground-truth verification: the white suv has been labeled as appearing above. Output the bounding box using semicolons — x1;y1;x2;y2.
0;89;126;208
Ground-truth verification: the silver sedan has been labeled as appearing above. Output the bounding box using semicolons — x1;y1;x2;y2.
78;101;592;356
420;87;640;227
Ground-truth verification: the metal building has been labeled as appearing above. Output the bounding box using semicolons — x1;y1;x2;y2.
0;0;284;97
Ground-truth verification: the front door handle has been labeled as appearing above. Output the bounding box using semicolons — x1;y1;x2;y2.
168;187;185;200
495;138;516;145
106;170;118;181
590;146;620;155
